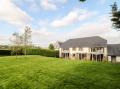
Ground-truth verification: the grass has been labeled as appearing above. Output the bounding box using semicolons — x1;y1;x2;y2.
0;56;120;89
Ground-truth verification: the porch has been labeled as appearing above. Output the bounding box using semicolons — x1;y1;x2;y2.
61;53;104;61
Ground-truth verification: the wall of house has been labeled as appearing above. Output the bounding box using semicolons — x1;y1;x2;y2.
59;47;107;61
59;48;62;58
108;56;111;62
59;47;90;59
108;56;120;62
59;47;120;62
68;47;90;59
116;57;120;62
54;43;60;50
103;47;108;61
69;47;89;53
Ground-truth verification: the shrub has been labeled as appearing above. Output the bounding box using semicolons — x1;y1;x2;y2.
49;43;54;50
11;49;24;56
0;48;59;58
11;47;24;56
0;50;11;56
26;48;59;58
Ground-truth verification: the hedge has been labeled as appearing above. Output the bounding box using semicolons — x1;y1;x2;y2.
0;50;11;56
25;48;59;58
0;48;59;58
11;47;24;55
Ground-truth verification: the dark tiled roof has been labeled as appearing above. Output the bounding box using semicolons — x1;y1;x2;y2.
107;44;120;56
58;42;63;46
61;36;107;48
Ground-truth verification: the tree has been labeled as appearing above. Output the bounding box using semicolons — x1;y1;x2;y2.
23;26;32;55
10;32;23;57
111;2;120;31
49;44;54;50
10;26;32;56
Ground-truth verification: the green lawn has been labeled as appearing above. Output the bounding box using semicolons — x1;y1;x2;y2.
0;56;120;89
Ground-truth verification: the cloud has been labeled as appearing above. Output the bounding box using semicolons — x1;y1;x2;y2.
40;0;57;10
40;0;68;10
32;28;54;38
14;0;68;11
64;15;120;44
100;0;107;4
51;9;97;28
0;35;10;44
70;20;110;37
55;0;68;3
38;20;49;26
31;16;111;47
31;28;56;47
31;15;120;47
0;0;32;27
102;31;120;44
67;15;110;37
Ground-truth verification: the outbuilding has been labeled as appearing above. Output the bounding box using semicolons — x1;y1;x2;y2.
108;44;120;62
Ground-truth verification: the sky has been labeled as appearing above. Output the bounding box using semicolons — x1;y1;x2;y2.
0;0;120;47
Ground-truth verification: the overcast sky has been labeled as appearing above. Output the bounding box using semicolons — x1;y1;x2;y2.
0;0;120;47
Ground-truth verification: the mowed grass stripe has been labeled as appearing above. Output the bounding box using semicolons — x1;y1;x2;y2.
0;56;120;89
0;56;76;88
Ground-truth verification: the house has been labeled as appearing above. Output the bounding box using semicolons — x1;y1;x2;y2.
59;36;120;62
54;41;63;50
108;44;120;62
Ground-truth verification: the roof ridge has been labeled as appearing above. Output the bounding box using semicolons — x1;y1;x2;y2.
108;44;120;45
68;36;102;41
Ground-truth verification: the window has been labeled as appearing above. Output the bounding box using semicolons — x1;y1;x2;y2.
73;54;75;57
91;48;96;52
72;48;76;51
63;48;68;51
79;48;83;51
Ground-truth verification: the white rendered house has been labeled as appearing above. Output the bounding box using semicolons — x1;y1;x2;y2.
59;36;120;62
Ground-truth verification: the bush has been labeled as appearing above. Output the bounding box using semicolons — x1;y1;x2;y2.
10;46;25;56
11;48;24;56
0;50;11;56
26;48;59;58
0;48;59;58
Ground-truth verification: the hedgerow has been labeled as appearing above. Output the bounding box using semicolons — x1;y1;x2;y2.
0;50;11;56
0;48;59;58
25;48;59;58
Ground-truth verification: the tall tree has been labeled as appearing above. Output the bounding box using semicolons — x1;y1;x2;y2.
23;26;32;55
10;32;23;57
10;26;32;56
111;2;120;31
49;44;54;50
